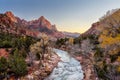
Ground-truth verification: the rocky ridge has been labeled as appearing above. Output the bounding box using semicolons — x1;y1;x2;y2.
0;11;65;39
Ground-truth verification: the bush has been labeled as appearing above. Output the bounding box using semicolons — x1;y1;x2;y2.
0;57;8;72
0;57;8;78
117;66;120;73
9;50;27;77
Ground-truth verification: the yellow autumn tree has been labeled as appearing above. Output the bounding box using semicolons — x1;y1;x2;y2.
99;34;120;48
117;56;120;62
68;37;74;45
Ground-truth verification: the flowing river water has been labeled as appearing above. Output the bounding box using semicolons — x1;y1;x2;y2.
45;49;84;80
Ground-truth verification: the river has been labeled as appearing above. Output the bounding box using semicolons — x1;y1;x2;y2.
44;49;84;80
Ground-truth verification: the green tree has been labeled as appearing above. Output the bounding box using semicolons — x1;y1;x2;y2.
9;49;27;77
0;57;8;77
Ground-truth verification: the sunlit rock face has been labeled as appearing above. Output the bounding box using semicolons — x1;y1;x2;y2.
28;16;57;32
27;16;65;38
45;49;84;80
0;11;65;38
5;11;17;23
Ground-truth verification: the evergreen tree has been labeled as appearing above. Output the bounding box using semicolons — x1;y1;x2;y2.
9;49;27;77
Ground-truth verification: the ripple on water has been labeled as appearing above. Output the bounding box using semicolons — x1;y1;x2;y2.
44;49;84;80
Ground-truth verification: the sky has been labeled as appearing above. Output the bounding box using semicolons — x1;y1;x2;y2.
0;0;120;33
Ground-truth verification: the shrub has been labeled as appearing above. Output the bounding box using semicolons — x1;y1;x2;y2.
0;57;8;78
117;66;120;73
117;56;120;62
0;57;8;72
9;50;27;77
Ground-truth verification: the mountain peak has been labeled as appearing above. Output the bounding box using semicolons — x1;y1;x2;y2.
0;11;64;38
5;11;13;15
37;16;53;29
39;16;45;20
5;11;17;22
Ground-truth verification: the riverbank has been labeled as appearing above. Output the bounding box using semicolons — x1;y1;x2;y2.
74;54;97;80
57;45;97;80
17;52;60;80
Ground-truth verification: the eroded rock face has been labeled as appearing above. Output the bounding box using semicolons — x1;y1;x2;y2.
5;11;17;23
28;16;52;30
0;11;65;38
0;49;9;58
27;16;63;38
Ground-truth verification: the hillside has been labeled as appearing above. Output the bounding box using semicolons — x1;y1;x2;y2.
84;9;120;36
0;11;39;37
73;9;120;80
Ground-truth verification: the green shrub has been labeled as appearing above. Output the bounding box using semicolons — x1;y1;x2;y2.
0;57;8;72
0;57;8;78
9;50;27;77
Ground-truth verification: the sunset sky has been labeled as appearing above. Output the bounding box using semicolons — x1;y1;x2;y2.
0;0;120;33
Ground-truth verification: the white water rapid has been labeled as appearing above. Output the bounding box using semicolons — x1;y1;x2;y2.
45;49;84;80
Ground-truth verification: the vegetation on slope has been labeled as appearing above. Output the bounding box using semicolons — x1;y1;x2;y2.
0;32;38;79
84;9;120;80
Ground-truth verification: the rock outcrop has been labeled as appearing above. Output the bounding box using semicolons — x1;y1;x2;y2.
5;11;17;23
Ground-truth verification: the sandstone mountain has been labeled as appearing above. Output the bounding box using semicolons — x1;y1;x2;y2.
0;11;39;37
0;11;65;39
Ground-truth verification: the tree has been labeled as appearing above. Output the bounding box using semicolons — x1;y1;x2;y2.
8;49;27;77
38;33;49;56
0;57;8;78
68;37;74;45
30;33;49;65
